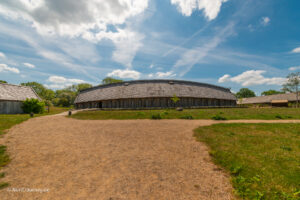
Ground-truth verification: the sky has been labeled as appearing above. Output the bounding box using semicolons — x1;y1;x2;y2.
0;0;300;95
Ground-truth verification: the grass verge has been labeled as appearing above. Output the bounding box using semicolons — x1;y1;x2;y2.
194;123;300;200
70;108;300;120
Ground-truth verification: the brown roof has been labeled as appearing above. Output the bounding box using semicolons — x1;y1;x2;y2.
75;79;236;103
0;83;40;101
238;93;298;104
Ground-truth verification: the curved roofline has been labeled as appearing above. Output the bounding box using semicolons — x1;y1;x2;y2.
79;79;232;94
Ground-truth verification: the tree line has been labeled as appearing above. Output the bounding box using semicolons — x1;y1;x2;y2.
0;72;299;107
0;77;123;107
236;72;300;98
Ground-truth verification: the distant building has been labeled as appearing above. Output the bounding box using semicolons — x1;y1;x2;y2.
238;93;299;107
0;83;41;114
74;79;236;109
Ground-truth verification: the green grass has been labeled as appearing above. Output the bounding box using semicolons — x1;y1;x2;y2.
70;108;300;120
0;106;70;189
39;106;71;116
194;123;300;200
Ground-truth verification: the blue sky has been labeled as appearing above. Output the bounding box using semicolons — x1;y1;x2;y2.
0;0;300;94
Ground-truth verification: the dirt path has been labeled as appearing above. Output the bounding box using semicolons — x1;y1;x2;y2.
1;116;300;200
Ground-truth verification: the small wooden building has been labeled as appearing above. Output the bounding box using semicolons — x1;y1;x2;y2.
74;80;237;109
0;83;41;114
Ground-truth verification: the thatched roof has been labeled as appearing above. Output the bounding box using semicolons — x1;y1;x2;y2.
0;83;40;101
75;79;236;103
238;93;298;104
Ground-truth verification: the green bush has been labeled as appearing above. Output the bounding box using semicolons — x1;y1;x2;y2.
22;98;45;114
211;114;227;120
180;115;193;119
151;113;162;120
275;114;282;119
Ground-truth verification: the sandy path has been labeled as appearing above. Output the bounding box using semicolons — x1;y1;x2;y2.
1;115;300;200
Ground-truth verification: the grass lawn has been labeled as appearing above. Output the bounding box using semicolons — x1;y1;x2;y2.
194;123;300;200
70;107;300;120
0;106;70;189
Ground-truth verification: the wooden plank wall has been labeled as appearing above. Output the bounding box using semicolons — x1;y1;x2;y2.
75;97;236;109
0;101;23;114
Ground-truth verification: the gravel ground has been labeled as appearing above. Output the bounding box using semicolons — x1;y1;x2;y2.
3;114;299;200
0;115;235;200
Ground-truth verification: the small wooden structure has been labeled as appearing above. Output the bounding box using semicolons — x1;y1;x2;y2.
74;80;236;109
0;83;40;114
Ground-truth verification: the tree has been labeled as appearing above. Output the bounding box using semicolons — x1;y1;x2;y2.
171;94;180;105
282;72;300;107
236;88;256;99
54;89;76;107
0;80;7;83
76;83;92;93
261;90;284;96
22;98;45;114
66;83;92;94
102;77;123;85
52;83;92;107
21;82;55;101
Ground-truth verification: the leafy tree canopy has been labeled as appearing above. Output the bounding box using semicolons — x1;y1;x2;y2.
282;72;300;93
236;88;256;99
171;94;180;104
21;82;55;101
0;80;7;83
66;83;93;94
22;98;45;114
261;90;284;96
282;72;300;107
102;77;123;85
54;89;77;107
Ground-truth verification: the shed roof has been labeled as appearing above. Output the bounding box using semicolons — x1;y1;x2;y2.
75;79;236;103
238;93;298;104
0;83;40;101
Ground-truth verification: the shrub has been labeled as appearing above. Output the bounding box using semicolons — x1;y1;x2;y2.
211;115;227;120
180;115;193;119
275;115;282;119
151;113;162;120
22;98;45;114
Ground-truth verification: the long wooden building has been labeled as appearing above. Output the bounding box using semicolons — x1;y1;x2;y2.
74;80;236;109
238;93;299;107
0;83;40;114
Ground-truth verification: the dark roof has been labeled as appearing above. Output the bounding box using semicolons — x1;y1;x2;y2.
75;79;236;103
238;93;298;104
0;83;40;101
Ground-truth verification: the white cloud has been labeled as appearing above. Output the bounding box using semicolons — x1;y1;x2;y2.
289;66;300;71
218;74;231;83
148;71;176;78
107;69;141;79
46;75;85;89
0;52;5;58
0;0;148;67
0;0;148;37
172;22;235;76
23;62;35;68
292;47;300;53
0;63;20;74
261;17;270;26
156;71;176;78
218;70;286;86
170;0;228;20
110;29;144;68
